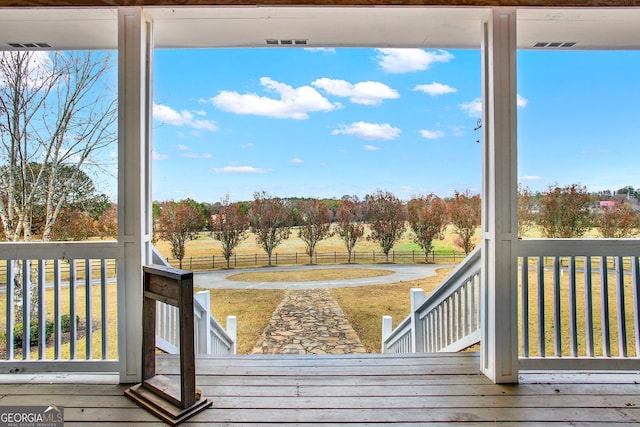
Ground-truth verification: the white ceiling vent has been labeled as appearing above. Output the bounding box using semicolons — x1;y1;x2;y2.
265;39;308;46
534;42;576;48
8;42;51;49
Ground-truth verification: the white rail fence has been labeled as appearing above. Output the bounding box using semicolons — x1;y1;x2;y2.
518;239;640;370
152;245;236;355
0;242;118;373
156;291;236;355
382;246;481;354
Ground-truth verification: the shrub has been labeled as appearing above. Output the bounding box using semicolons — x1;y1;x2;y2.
13;319;54;347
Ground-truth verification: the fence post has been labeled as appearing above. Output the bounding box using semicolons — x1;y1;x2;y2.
393;250;395;262
373;251;375;262
410;288;426;352
194;291;212;354
295;252;298;264
255;254;257;266
381;316;393;353
226;316;237;354
189;256;193;270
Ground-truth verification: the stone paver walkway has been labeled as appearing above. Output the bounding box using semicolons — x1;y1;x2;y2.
251;288;367;355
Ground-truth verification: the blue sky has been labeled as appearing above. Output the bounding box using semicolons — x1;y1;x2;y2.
149;47;640;203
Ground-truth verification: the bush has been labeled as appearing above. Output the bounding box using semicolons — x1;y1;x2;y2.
60;314;80;333
13;319;54;347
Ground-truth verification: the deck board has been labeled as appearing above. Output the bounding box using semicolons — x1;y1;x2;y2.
1;352;640;424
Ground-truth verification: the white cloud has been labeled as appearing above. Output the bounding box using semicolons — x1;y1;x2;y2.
211;166;271;174
517;94;529;107
153;103;218;131
312;78;399;106
461;93;529;117
152;150;168;161
290;158;304;164
177;144;190;151
181;153;212;159
241;142;255;148
331;122;401;140
460;98;483;118
419;130;445;139
413;82;457;96
0;51;53;89
376;49;453;74
519;175;541;181
207;77;339;120
304;48;336;54
363;145;380;151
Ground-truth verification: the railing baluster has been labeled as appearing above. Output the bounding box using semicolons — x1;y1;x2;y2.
616;256;627;357
553;256;562;357
537;256;545;357
633;256;640;357
23;260;31;360
37;260;46;360
100;259;108;359
521;256;529;358
463;281;469;337
6;260;14;360
70;259;77;360
568;256;578;357
600;256;611;357
54;259;62;360
456;288;462;341
584;256;594;357
470;275;476;332
85;260;93;359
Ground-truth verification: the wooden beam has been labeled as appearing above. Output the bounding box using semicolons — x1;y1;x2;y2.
1;0;639;8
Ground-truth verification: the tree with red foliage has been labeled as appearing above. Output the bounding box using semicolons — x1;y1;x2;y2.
365;189;406;262
248;191;292;267
209;195;249;269
537;183;592;238
94;203;117;239
597;202;639;238
155;199;206;269
335;195;365;264
407;194;448;262
297;198;333;264
448;190;481;254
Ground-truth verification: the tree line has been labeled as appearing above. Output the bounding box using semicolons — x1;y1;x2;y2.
154;189;481;269
155;184;640;269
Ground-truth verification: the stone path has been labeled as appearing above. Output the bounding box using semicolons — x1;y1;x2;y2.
251;288;367;355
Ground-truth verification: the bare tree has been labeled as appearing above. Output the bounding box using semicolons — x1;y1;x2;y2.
335;195;365;264
0;50;116;242
597;202;639;238
155;200;206;269
537;183;592;238
448;189;481;254
407;194;448;262
297;198;333;264
209;195;249;269
248;191;292;266
518;184;537;238
365;189;406;262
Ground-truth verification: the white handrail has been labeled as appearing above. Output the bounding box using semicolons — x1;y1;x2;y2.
0;241;118;373
382;247;481;353
151;246;236;355
518;238;640;371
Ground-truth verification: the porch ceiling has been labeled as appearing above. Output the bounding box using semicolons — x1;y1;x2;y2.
0;6;639;51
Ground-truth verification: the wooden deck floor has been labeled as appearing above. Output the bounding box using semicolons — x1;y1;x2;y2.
1;352;640;425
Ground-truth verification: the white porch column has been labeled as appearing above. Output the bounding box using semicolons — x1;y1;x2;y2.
117;7;153;383
480;7;519;384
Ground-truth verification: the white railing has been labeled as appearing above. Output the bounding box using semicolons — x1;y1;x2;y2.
152;246;236;355
518;239;640;370
382;246;481;353
0;241;119;373
155;291;237;355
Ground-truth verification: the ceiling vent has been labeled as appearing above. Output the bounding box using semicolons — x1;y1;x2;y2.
8;42;51;49
534;42;576;48
265;39;308;46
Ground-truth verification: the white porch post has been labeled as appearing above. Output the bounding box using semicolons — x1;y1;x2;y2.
117;7;153;383
480;7;519;384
